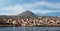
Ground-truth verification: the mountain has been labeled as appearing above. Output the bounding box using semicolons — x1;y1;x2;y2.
0;10;59;19
0;10;37;19
18;11;37;18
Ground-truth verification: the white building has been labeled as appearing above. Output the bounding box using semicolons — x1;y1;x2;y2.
13;21;17;24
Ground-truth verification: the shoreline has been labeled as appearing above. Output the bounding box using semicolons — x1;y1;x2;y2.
0;24;60;27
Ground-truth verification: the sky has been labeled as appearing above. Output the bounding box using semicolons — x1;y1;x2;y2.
0;0;60;16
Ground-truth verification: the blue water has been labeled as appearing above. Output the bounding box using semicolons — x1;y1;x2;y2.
0;27;60;31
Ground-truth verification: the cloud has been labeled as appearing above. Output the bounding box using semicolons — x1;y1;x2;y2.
22;1;60;9
22;1;60;14
0;5;26;15
32;10;60;14
0;1;60;15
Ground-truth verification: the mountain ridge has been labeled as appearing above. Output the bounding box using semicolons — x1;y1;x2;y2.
0;10;59;18
17;11;37;18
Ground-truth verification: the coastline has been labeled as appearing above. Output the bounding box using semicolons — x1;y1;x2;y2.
0;23;60;27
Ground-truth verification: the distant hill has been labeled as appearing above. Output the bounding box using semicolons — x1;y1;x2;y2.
0;10;37;19
0;10;59;19
17;11;37;18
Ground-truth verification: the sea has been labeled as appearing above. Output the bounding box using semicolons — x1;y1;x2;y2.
0;26;60;31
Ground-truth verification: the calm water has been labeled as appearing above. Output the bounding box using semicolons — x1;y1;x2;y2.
0;27;60;31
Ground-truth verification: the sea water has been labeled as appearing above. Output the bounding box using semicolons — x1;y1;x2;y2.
0;27;60;31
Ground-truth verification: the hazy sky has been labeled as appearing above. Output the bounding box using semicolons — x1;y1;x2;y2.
0;0;60;16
